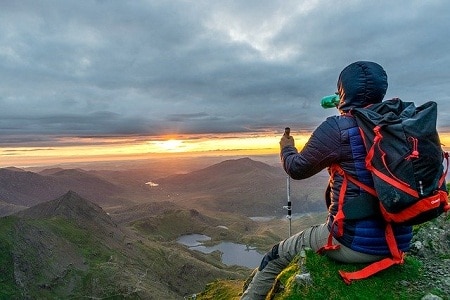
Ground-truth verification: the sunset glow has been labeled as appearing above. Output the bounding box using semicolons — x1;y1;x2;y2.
0;132;311;167
2;131;450;168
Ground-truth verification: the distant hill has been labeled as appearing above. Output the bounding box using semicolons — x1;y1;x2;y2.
0;167;61;206
0;167;126;209
0;191;245;299
152;157;328;216
37;167;66;176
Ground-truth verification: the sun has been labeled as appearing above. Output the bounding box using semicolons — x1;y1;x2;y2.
155;139;183;152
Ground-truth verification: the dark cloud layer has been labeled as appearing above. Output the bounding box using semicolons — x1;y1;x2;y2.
1;0;450;147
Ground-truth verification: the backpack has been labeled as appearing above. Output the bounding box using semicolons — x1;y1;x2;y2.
353;99;449;225
322;98;449;284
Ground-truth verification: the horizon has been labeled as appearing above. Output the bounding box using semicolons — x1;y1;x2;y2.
2;130;450;169
3;145;450;184
0;130;314;168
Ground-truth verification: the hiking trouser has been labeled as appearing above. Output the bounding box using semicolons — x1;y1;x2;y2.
240;223;385;300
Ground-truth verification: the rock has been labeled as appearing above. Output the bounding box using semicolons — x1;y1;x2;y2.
409;214;450;297
295;273;312;285
421;293;443;300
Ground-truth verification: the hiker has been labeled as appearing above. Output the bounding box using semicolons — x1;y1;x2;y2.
241;61;415;299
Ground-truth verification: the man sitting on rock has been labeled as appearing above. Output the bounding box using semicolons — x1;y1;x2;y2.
241;61;413;299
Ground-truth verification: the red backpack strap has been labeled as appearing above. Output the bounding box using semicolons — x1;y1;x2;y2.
318;164;406;284
318;163;378;253
363;126;419;198
330;164;378;197
317;164;346;254
318;164;380;255
338;223;404;284
330;164;347;238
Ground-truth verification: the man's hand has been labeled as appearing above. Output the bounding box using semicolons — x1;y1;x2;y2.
280;134;295;150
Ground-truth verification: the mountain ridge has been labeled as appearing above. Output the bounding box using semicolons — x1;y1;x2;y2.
1;191;247;299
16;190;118;233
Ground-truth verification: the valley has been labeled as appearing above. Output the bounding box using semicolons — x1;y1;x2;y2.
0;155;329;299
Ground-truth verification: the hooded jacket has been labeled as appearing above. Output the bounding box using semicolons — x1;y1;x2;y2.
281;61;412;255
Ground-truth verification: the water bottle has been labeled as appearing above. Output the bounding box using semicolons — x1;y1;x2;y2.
321;94;340;109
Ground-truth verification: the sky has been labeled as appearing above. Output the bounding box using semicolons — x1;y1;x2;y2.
1;0;450;166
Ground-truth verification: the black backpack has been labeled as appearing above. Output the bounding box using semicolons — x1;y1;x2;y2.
352;98;449;225
327;98;449;284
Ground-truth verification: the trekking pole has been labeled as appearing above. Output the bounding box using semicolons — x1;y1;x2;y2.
282;126;292;238
283;175;292;237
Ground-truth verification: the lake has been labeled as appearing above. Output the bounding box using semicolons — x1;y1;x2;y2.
177;234;264;269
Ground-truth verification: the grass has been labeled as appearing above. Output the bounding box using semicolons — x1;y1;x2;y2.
191;279;243;300
272;250;426;300
44;218;115;264
195;250;432;300
0;216;21;298
0;216;126;299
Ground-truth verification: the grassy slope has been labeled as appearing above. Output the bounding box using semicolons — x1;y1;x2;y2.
0;212;247;299
193;251;434;300
271;251;423;300
2;200;300;299
0;216;179;299
0;217;18;297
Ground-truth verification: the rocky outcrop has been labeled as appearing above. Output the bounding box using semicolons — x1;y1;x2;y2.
409;213;450;297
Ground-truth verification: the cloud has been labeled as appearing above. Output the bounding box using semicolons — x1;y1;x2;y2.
1;0;450;148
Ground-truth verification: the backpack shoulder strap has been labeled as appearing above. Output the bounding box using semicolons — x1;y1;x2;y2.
360;126;419;197
317;164;377;254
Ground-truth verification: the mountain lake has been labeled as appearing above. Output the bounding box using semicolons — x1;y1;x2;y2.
177;234;264;268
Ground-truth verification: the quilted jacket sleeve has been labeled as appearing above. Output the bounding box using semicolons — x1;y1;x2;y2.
281;117;342;179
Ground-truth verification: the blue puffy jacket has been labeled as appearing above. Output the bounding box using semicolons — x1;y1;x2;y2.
281;61;412;255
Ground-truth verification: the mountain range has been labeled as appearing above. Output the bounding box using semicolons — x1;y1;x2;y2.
0;157;329;218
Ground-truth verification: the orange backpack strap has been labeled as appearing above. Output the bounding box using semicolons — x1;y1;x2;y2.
338;223;405;285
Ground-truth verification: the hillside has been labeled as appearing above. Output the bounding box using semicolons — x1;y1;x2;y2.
0;200;27;217
269;213;450;299
0;191;248;299
0;167;64;206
